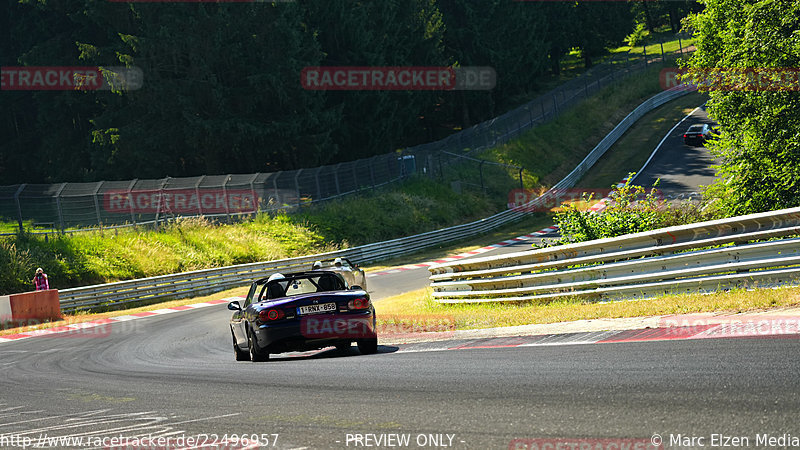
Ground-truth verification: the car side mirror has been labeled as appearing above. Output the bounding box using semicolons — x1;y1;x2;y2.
350;285;363;291
227;301;242;311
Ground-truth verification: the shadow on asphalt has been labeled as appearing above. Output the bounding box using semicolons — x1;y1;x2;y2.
262;345;400;362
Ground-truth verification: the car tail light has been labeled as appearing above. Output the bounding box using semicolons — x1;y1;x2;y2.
683;134;688;138
259;309;285;322
348;297;370;310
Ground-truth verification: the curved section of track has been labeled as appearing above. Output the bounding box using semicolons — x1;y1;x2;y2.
2;311;799;448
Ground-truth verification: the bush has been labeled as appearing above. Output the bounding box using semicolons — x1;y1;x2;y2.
553;176;715;244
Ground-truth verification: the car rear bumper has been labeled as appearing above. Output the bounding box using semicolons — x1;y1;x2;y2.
253;309;376;353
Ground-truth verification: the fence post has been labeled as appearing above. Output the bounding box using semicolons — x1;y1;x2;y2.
127;179;138;226
479;160;485;191
153;177;169;226
660;41;665;61
294;169;303;208
92;181;104;229
222;175;231;222
333;163;342;194
678;36;683;56
643;45;648;66
369;157;376;189
519;168;524;193
272;173;280;210
55;182;67;234
194;176;205;217
314;166;323;200
247;173;259;216
14;184;26;233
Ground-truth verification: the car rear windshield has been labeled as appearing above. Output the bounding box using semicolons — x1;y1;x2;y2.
258;274;345;300
687;125;704;132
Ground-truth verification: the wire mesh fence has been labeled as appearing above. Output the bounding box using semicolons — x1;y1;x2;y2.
0;40;687;235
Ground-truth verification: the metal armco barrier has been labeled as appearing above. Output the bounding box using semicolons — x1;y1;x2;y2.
57;87;691;313
429;207;800;303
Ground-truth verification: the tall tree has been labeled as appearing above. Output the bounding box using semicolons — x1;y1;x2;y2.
688;0;800;214
438;0;549;125
301;0;447;159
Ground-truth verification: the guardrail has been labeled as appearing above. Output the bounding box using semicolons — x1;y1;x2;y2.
429;207;800;303
57;87;692;313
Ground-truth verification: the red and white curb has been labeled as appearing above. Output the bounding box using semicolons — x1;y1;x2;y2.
0;298;237;344
395;315;800;354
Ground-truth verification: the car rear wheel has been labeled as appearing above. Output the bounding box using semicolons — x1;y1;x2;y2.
357;338;378;355
233;331;249;361
248;328;269;362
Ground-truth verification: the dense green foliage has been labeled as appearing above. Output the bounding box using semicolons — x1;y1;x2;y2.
554;177;714;243
0;0;702;184
686;0;800;215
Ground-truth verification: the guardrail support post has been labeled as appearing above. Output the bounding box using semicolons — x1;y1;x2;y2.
660;41;665;60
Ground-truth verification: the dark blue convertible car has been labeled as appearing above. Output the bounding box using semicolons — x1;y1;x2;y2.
228;271;377;361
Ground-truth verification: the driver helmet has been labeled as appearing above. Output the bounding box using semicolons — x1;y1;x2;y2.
312;261;322;269
267;273;285;283
333;257;343;267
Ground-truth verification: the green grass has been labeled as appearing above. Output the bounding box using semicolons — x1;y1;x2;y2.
0;215;336;294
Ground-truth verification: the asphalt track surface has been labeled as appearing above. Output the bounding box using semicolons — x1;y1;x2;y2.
4;103;776;450
633;105;719;195
2;310;799;449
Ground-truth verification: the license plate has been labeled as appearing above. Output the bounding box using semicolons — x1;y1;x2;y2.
297;302;337;315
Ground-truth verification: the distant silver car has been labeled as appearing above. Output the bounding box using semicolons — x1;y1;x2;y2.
312;258;367;291
683;124;715;146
